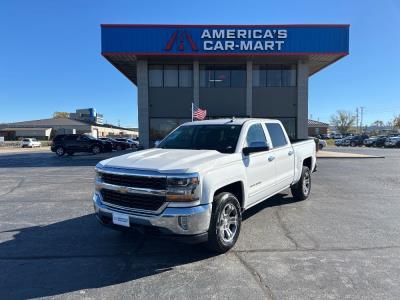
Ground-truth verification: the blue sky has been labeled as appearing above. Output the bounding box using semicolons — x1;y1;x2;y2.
1;0;399;127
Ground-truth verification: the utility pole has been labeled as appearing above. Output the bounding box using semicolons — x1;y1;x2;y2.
360;107;365;134
356;107;359;134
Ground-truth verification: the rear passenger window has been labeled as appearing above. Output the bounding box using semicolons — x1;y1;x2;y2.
266;123;288;148
64;135;77;141
246;124;267;147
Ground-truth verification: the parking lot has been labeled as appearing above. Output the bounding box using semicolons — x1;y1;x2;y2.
1;147;400;299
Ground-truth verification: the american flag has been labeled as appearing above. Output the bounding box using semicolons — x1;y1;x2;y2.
192;103;207;121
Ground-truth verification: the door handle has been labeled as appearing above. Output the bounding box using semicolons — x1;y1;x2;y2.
268;156;275;162
288;150;294;156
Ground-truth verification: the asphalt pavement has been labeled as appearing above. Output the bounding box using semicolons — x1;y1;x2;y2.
0;148;399;299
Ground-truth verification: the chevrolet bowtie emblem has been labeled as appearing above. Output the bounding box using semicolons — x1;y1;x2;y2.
117;186;129;194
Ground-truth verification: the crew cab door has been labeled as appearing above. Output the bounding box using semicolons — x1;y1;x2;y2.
265;122;295;191
242;123;276;207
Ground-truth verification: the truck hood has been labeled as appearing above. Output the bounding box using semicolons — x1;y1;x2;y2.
99;148;228;173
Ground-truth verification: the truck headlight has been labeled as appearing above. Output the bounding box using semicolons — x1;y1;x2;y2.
166;175;200;202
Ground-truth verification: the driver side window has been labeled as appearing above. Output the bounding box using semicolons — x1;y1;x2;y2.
245;124;267;147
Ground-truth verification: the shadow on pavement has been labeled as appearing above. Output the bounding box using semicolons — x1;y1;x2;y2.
0;214;213;299
243;192;298;221
0;150;135;168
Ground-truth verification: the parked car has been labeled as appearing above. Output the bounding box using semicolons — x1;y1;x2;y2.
20;138;41;148
51;134;113;156
335;136;352;146
364;136;378;147
372;136;388;147
332;133;343;139
99;137;130;151
384;137;400;148
344;135;369;147
93;118;316;253
114;138;139;149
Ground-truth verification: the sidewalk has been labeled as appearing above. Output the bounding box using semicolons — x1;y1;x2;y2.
317;150;384;159
0;146;51;154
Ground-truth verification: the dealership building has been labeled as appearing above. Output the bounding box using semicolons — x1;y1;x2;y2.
101;24;349;148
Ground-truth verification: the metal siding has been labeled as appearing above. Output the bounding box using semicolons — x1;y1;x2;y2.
199;88;247;117
149;88;194;118
252;87;297;117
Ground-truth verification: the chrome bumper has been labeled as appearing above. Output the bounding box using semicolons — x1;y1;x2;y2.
93;193;211;236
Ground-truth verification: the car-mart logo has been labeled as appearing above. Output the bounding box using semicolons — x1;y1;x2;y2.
165;30;198;51
164;28;288;52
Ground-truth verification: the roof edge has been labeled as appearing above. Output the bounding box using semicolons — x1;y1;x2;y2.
101;24;350;28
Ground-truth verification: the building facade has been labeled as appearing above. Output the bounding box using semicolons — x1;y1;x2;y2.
308;119;329;136
0;118;138;140
101;24;349;148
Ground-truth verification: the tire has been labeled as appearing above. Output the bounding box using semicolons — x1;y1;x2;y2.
318;144;323;150
291;166;311;201
206;192;241;253
92;145;101;155
55;146;65;156
116;145;122;151
350;141;356;147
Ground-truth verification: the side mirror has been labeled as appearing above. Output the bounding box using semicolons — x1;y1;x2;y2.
243;145;269;156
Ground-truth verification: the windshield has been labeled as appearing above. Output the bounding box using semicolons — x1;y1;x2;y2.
158;124;242;154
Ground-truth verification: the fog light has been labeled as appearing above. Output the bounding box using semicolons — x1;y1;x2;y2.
178;216;189;230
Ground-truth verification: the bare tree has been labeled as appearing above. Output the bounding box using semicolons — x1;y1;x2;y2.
330;110;356;134
372;120;384;127
394;115;400;130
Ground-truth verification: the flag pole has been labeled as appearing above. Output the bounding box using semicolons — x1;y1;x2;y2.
191;102;194;122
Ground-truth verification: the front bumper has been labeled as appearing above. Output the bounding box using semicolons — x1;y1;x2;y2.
93;193;211;242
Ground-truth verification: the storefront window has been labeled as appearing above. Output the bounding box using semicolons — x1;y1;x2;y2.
266;66;282;87
281;66;297;87
149;118;191;146
149;64;193;88
200;65;246;88
253;65;297;87
164;65;178;87
149;65;163;87
179;65;193;87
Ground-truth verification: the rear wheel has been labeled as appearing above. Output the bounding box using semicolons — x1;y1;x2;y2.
92;145;101;155
116;145;122;151
55;146;65;156
207;192;241;253
350;141;356;147
291;166;311;201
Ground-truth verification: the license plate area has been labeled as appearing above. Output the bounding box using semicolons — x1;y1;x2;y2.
112;212;130;227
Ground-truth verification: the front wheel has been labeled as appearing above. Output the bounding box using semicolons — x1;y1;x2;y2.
206;192;241;253
92;145;101;155
291;166;311;201
55;146;65;156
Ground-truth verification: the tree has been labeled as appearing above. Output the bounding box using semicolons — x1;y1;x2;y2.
53;112;70;119
394;115;400;129
330;110;356;134
372;120;384;127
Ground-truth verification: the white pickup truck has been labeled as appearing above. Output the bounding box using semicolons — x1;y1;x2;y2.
93;118;316;252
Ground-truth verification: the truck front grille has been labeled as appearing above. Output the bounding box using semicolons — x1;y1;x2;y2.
100;189;165;211
101;173;166;190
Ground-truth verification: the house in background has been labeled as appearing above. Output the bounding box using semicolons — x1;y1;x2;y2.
0;118;138;141
308;119;329;136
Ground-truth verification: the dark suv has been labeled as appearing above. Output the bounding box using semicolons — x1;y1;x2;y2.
51;134;112;156
347;135;369;147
